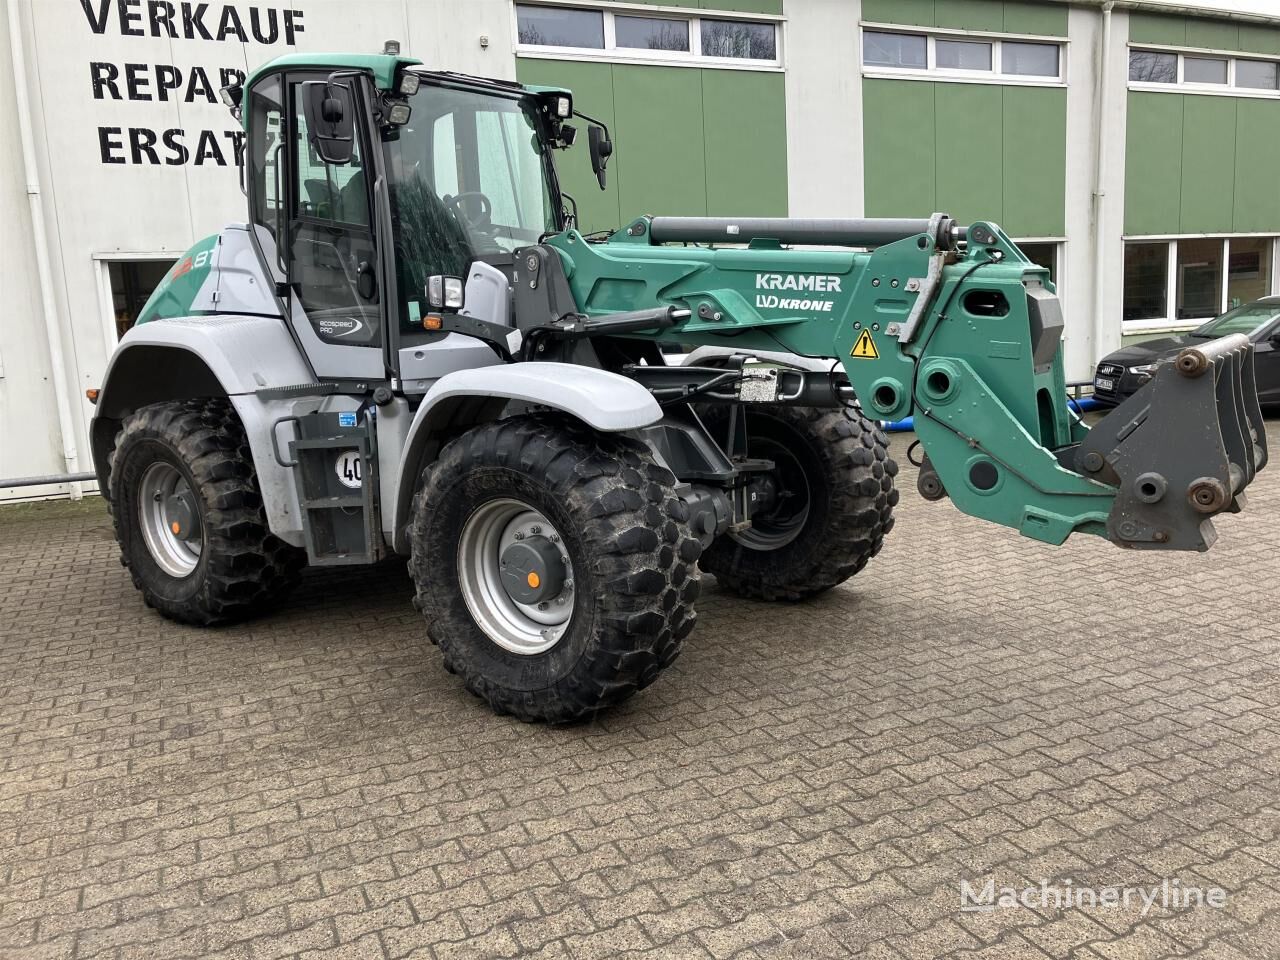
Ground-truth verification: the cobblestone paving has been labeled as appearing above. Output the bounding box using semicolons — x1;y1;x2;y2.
3;428;1280;960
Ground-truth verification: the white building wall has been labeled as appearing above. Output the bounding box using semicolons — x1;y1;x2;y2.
784;0;863;218
0;1;63;491
0;0;518;500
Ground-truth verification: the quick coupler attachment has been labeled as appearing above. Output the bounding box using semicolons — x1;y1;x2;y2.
1074;333;1267;551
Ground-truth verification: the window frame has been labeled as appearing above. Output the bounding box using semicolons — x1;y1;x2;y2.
1121;235;1280;333
859;23;1067;87
513;1;784;71
1128;44;1280;98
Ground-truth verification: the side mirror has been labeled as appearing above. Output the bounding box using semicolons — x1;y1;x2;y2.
427;275;465;312
302;80;355;165
587;124;612;190
1268;330;1280;347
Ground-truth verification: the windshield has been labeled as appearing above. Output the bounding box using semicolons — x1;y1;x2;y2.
383;82;557;329
1191;300;1280;338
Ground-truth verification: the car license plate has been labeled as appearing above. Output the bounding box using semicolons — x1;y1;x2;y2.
1095;377;1115;392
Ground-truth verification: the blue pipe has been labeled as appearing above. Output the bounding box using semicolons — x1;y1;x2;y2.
881;395;1106;433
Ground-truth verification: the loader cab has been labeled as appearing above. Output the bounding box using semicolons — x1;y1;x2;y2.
240;57;574;386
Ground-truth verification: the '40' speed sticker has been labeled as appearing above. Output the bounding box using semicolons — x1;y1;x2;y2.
335;451;363;489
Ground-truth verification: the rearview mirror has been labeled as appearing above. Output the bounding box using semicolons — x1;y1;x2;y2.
588;124;612;190
302;80;355;165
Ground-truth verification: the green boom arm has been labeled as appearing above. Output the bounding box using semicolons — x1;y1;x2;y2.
546;215;1266;551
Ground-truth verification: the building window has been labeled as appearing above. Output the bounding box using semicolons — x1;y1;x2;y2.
1129;47;1280;95
863;31;927;69
1128;49;1177;83
515;4;781;67
1123;237;1279;329
861;28;1065;84
1004;42;1060;78
1017;241;1060;284
615;15;689;52
1236;59;1279;91
701;19;776;61
936;39;992;71
1175;238;1223;321
516;6;604;49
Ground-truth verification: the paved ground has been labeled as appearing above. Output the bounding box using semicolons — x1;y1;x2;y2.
3;427;1280;960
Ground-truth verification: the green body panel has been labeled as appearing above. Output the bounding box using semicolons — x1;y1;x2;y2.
135;234;220;325
1125;91;1280;235
546;221;1114;546
864;80;1066;237
863;0;1065;35
516;58;788;235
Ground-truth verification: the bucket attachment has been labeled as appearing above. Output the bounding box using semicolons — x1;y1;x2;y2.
1074;333;1268;551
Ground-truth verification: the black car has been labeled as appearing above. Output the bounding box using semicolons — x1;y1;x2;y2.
1094;297;1280;408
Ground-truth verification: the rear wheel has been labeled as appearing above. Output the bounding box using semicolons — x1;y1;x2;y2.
410;415;701;723
108;399;305;625
701;405;898;601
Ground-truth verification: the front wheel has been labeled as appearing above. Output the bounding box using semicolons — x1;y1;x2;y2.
700;405;898;601
410;416;702;723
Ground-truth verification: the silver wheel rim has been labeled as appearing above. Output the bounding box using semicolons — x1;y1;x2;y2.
138;461;203;579
457;498;574;655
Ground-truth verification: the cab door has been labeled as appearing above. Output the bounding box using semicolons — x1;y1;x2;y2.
283;73;386;382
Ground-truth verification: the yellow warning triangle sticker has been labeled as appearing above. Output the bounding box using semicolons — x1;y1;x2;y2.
850;329;879;359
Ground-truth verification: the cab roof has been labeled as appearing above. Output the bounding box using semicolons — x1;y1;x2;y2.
244;52;424;92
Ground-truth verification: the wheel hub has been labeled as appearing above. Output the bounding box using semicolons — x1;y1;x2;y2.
138;461;203;579
500;535;565;605
457;500;575;655
163;492;198;540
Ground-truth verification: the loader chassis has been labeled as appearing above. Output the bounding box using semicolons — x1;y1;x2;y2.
90;52;1267;722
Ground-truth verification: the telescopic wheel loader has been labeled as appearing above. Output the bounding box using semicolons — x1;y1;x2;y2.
89;49;1268;722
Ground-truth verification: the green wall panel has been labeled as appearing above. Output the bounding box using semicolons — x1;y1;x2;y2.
611;65;708;219
1179;97;1236;234
598;0;784;10
862;0;1063;36
1002;1;1066;37
863;79;1065;236
1001;86;1065;236
1124;92;1183;236
516;58;787;233
863;79;935;218
515;58;620;233
701;70;787;216
1185;18;1239;52
934;0;1003;33
700;0;784;13
1125;91;1280;235
862;0;933;27
1232;99;1280;233
1128;13;1186;47
1237;24;1280;56
934;85;1003;224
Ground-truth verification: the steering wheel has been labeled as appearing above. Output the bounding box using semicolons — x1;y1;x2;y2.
444;191;493;229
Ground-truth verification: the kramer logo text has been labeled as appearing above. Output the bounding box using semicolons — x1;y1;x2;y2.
755;273;842;313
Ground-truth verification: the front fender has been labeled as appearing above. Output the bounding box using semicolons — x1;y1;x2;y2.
390;363;663;553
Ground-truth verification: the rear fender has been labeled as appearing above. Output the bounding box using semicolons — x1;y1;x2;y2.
390;363;663;553
92;315;315;548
